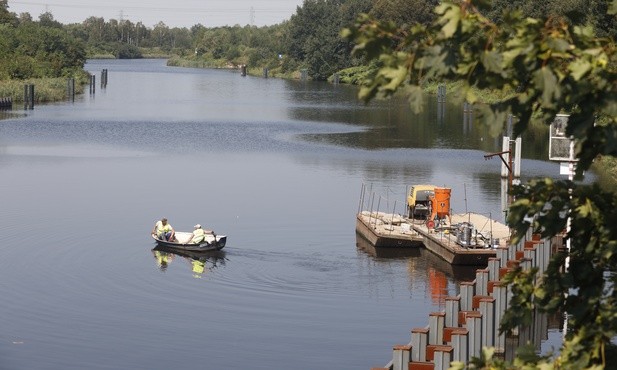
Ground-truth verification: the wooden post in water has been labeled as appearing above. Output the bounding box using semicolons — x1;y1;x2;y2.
445;296;460;327
241;65;247;76
437;84;446;122
429;312;445;345
391;344;411;370
24;84;34;109
464;311;482;359
263;68;268;78
67;78;75;101
433;346;453;370
300;69;307;81
0;97;12;109
492;281;507;353
451;328;469;363
29;84;34;109
460;282;475;311
411;327;429;362
479;297;496;348
101;69;108;88
23;84;28;109
90;74;96;94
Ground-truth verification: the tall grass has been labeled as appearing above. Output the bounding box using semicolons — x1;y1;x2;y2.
0;71;89;103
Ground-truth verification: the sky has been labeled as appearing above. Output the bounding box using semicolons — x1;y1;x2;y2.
7;0;305;28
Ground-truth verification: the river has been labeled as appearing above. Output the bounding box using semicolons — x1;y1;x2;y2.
0;59;561;369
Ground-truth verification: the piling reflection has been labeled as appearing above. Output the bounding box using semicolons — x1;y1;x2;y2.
151;246;227;278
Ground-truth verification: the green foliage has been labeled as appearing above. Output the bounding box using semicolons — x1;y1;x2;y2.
0;20;85;80
344;0;617;368
115;43;142;59
370;0;439;27
0;70;89;102
286;0;372;80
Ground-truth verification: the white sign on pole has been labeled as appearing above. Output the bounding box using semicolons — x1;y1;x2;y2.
549;114;576;162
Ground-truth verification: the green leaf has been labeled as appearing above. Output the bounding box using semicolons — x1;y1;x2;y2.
380;64;408;92
481;50;504;74
533;67;560;106
437;4;461;38
568;59;592;81
406;85;424;113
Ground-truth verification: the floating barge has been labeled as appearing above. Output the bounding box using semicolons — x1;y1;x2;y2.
356;212;510;266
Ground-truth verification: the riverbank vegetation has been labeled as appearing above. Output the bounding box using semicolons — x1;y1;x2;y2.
3;0;617;83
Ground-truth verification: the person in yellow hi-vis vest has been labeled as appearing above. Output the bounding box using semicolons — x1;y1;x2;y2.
189;224;214;244
152;218;175;241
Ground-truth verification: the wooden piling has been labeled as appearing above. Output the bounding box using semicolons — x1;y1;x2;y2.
460;282;475;311
90;74;96;94
433;346;453;370
465;311;483;359
479;297;496;348
392;344;412;370
0;97;12;109
23;84;34;109
451;328;469;363
429;312;445;345
475;269;489;296
445;297;460;327
100;69;108;88
67;78;75;101
411;327;429;362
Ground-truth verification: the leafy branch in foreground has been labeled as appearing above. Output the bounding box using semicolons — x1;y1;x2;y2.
344;0;617;368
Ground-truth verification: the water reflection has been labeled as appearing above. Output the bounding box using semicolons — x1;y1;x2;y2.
288;85;550;160
356;235;478;307
151;246;227;278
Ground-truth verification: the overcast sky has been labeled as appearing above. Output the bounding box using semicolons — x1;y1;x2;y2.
7;0;305;28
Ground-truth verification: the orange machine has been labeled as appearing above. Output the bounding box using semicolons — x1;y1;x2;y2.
426;187;451;229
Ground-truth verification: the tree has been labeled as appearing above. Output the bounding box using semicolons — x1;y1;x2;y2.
285;0;371;80
0;0;17;25
38;11;62;28
344;0;617;367
370;0;439;27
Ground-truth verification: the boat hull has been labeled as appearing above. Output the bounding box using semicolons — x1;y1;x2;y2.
151;233;226;252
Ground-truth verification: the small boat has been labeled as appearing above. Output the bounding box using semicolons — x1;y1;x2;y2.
151;231;227;252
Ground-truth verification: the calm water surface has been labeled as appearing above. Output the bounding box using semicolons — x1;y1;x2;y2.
0;59;562;369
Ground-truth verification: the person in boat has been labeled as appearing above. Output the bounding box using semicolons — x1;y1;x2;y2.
152;218;175;241
189;224;214;244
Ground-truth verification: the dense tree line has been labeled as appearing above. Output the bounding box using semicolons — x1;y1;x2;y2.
0;0;449;81
2;0;616;82
0;1;85;79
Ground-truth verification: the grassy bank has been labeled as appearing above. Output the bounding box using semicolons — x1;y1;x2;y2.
0;71;90;103
166;56;299;79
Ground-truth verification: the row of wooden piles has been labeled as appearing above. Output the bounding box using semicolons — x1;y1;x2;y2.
373;228;562;370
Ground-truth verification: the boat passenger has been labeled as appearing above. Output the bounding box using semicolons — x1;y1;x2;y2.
190;224;207;244
152;218;175;241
